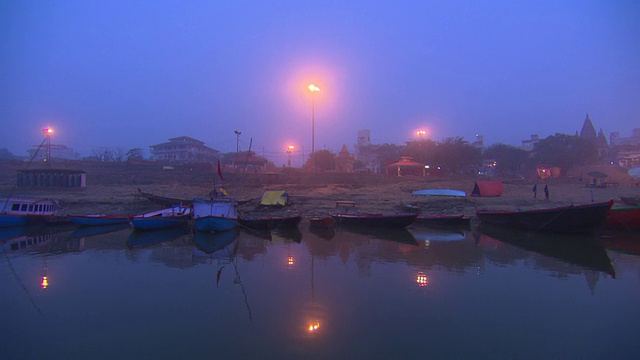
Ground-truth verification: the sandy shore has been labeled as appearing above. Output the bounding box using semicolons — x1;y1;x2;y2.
2;166;638;218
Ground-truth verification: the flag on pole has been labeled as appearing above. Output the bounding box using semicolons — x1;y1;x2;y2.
217;160;224;181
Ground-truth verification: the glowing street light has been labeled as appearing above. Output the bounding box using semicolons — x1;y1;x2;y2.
287;145;295;167
42;127;54;166
416;130;426;140
308;84;320;169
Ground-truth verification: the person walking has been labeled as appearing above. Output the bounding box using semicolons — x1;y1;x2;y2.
532;184;537;199
544;185;549;200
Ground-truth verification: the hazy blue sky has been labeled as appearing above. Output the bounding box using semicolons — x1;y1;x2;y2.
2;0;639;166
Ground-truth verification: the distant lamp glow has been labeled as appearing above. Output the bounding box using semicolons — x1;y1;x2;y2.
416;272;428;287
41;276;49;289
42;127;54;167
287;145;295;167
308;322;320;332
287;256;295;267
416;130;426;139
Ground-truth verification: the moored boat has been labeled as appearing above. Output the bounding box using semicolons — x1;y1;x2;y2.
329;212;417;229
605;206;640;231
309;216;335;229
476;200;613;234
193;197;238;232
130;205;192;231
68;214;131;227
239;215;302;230
0;195;59;227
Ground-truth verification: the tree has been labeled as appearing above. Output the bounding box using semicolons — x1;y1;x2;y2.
126;148;145;160
308;150;336;171
403;139;437;165
483;143;530;173
532;133;598;173
113;147;127;162
433;137;482;174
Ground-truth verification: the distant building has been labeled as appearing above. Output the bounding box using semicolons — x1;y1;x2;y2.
579;114;608;160
579;113;597;139
354;129;380;173
610;128;640;146
150;136;219;164
472;135;484;149
609;128;640;169
335;144;354;173
521;134;540;150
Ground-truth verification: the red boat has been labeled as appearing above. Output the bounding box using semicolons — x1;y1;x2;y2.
605;206;640;231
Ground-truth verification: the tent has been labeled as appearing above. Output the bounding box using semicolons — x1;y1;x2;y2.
260;190;289;206
471;181;503;197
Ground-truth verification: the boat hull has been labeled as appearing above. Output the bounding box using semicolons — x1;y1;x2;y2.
476;201;613;234
329;213;417;229
414;214;470;227
195;216;237;232
131;216;190;230
605;207;640;230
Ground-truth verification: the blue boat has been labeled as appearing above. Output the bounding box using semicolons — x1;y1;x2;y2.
193;197;238;232
0;195;59;227
130;205;192;231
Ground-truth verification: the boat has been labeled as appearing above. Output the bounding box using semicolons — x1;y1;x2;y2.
136;188;192;206
329;212;418;229
412;189;466;197
605;206;640;231
475;200;613;234
239;215;302;230
130;205;192;231
309;216;335;229
414;214;471;227
0;195;59;227
193;197;238;232
68;214;131;227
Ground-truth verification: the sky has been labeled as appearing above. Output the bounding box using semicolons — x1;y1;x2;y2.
1;0;639;166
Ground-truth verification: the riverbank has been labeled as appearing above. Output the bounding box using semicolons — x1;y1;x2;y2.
2;161;638;218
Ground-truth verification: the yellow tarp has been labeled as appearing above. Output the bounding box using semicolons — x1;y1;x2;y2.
260;190;288;206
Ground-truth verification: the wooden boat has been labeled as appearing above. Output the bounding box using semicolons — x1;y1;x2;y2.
136;188;192;206
605;206;640;231
193;197;238;232
238;215;302;230
0;195;59;227
329;212;418;229
475;200;613;234
414;214;471;227
68;214;131;226
309;216;335;229
130;205;192;231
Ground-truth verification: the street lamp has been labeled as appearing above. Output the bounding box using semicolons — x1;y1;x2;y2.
234;130;241;168
416;130;426;140
308;84;320;169
287;145;295;167
43;127;53;167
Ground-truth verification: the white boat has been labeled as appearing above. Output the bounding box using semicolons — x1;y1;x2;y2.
193;197;238;232
412;189;466;197
130;205;192;231
0;195;59;227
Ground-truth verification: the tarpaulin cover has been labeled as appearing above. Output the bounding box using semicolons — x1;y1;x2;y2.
471;181;504;197
260;190;289;206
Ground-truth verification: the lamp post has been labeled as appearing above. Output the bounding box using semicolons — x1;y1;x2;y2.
308;84;320;169
234;130;241;169
287;145;294;167
43;127;53;167
416;130;426;140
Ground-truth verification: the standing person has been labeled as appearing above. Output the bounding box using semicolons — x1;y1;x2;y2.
544;185;549;200
532;184;537;198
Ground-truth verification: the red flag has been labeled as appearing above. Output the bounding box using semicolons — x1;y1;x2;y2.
217;160;224;180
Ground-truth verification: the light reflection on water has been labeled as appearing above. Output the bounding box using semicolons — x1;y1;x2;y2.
1;223;640;359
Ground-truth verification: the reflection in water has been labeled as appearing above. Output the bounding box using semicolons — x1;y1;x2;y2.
407;225;466;242
192;229;239;255
336;226;418;246
69;223;130;239
126;227;190;249
599;233;640;256
476;225;616;278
